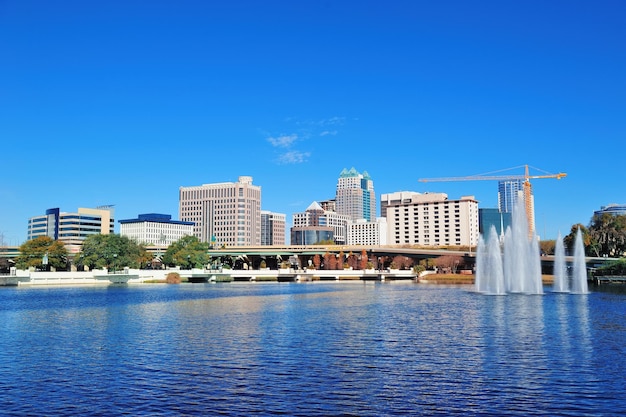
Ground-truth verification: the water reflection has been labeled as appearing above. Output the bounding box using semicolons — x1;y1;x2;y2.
0;283;624;416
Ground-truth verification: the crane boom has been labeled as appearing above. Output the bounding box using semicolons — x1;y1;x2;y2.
417;165;566;238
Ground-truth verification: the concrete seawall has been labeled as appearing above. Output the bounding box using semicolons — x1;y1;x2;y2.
2;268;417;286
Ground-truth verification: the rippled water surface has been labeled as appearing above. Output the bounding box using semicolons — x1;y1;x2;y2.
1;282;625;416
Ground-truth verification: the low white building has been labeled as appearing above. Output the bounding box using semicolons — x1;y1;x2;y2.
119;213;194;246
381;191;479;247
346;218;388;245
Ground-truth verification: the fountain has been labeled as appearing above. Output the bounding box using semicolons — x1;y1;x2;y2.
571;228;589;294
475;225;505;294
552;233;569;292
475;199;543;295
475;200;590;295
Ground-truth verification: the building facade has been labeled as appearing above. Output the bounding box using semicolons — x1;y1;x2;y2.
179;176;262;246
381;191;479;247
290;226;334;245
478;208;512;237
260;210;286;245
27;206;115;253
291;201;351;244
346;218;388;246
498;180;524;214
119;213;194;246
594;204;626;217
336;168;376;222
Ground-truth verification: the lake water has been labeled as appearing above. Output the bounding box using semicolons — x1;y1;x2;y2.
0;282;625;416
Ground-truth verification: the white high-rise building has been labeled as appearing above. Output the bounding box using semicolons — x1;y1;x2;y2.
179;176;261;246
381;191;479;247
336;168;376;222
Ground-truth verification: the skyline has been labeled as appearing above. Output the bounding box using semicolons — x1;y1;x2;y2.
1;1;625;245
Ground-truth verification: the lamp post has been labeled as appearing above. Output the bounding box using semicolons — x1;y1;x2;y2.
42;252;49;272
113;254;117;274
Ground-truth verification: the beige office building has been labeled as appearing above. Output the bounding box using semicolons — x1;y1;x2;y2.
261;210;286;246
381;191;479;247
179;176;261;246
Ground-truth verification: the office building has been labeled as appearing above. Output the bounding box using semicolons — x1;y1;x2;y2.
381;191;479;247
336;168;376;222
179;176;261;246
119;213;194;246
291;201;351;244
498;179;535;236
498;180;524;214
27;206;115;253
261;210;286;246
290;226;334;245
478;208;512;237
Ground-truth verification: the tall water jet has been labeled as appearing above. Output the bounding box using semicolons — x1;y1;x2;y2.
475;225;505;294
476;198;543;295
571;228;589;294
552;233;569;292
475;234;487;293
502;199;543;294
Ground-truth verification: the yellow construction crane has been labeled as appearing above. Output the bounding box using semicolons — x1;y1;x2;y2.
418;165;566;236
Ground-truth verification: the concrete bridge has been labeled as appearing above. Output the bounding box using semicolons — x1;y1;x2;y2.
207;245;617;275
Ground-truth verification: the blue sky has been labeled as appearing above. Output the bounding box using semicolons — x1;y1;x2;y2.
1;0;624;245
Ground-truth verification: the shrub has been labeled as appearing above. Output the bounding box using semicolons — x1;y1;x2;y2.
166;272;181;284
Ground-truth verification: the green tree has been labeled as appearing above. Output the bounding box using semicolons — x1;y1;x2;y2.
162;235;209;269
16;236;68;270
539;239;556;256
563;224;591;256
587;213;626;257
76;234;147;270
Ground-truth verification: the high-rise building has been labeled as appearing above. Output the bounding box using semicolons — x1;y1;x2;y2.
336;168;376;222
179;176;261;246
27;206;115;254
261;210;286;245
498;179;535;236
381;191;479;247
498;180;524;214
291;201;351;244
119;213;194;247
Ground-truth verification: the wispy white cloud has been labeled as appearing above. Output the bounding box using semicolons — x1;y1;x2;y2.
277;151;311;164
320;130;338;137
267;134;298;148
318;116;345;126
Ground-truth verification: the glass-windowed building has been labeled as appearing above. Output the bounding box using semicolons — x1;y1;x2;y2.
179;176;261;246
260;211;286;246
594;204;626;217
479;208;512;237
290;227;334;245
27;206;115;253
336;168;376;222
498;180;524;214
